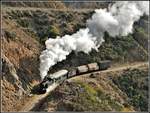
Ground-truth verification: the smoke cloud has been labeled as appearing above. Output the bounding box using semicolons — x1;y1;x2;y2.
39;1;149;79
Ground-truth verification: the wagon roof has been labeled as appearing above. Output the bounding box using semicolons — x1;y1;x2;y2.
87;62;98;66
99;60;111;63
77;65;88;72
77;65;88;69
49;69;68;79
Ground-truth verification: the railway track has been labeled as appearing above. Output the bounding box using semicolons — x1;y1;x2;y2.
19;62;148;111
20;83;59;112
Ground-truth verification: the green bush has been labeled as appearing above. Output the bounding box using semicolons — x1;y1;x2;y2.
34;17;49;26
22;10;32;17
98;34;136;62
17;19;30;27
113;69;148;111
47;26;60;38
40;36;48;45
133;27;148;50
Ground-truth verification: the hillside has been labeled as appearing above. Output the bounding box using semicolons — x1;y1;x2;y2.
36;66;148;112
2;0;66;9
2;12;41;112
1;2;149;112
2;1;110;9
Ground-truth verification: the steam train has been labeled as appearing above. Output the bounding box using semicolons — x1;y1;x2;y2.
39;60;111;93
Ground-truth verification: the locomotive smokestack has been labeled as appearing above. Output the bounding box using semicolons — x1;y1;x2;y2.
39;1;149;80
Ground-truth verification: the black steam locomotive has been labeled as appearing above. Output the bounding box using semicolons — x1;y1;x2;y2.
39;60;111;93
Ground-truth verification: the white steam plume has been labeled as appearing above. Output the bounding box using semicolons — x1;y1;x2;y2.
39;1;149;79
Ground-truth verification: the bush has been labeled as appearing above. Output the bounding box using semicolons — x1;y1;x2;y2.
34;17;49;26
98;34;137;62
47;26;60;38
133;27;148;50
5;30;16;40
16;19;30;27
22;10;32;17
113;69;148;111
40;36;48;45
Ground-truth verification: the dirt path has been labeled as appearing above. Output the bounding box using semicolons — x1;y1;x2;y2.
101;62;148;73
19;83;59;112
19;62;148;111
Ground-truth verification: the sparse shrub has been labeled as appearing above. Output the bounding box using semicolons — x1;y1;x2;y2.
74;23;85;31
10;10;15;15
36;27;49;42
47;26;60;38
16;19;30;27
40;36;48;45
15;10;23;17
22;11;32;17
6;11;14;19
5;30;16;40
34;17;49;26
24;28;37;38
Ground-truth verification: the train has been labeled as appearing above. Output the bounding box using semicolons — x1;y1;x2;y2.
39;60;111;93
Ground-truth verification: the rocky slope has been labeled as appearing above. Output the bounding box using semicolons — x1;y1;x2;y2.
1;14;41;111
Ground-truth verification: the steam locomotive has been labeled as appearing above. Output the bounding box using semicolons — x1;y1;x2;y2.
39;60;111;93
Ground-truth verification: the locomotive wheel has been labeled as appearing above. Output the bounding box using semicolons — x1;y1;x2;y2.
39;89;47;94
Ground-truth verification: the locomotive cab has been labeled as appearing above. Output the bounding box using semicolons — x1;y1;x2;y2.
39;70;68;94
39;76;54;93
